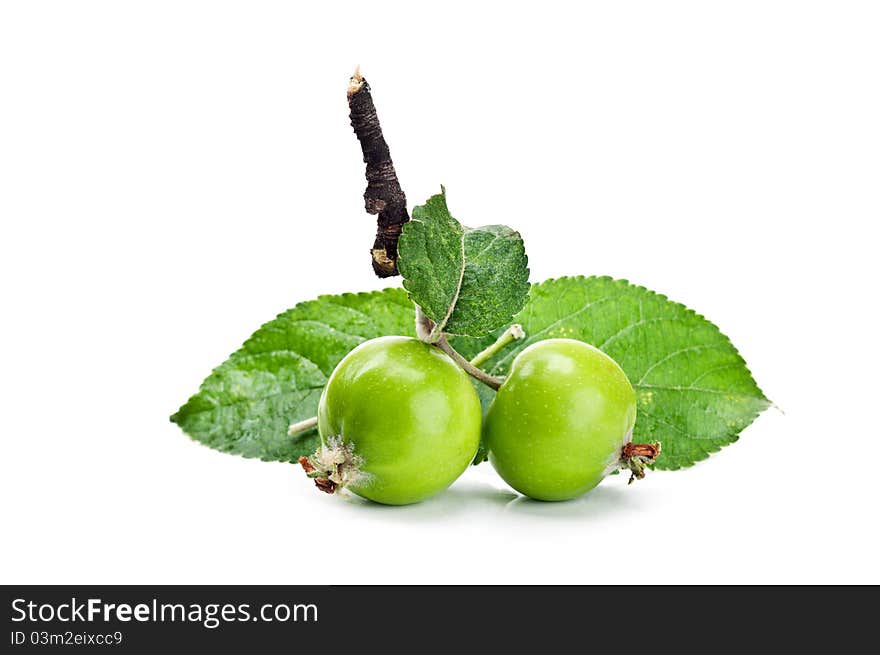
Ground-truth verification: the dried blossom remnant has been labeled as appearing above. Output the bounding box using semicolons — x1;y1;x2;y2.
621;441;662;484
622;442;662;460
313;478;338;494
298;456;336;493
347;68;410;277
298;437;367;496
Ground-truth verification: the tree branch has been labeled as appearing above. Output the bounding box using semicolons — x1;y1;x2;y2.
347;67;410;277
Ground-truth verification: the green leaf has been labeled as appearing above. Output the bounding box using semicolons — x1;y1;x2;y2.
397;189;530;338
171;288;416;462
452;276;770;469
173;276;768;471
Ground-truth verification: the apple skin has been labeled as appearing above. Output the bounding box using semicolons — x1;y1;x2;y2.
317;336;482;505
484;338;637;501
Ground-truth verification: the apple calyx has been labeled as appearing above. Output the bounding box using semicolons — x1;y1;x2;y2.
620;441;662;484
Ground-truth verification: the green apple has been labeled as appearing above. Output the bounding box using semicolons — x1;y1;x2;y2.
311;336;482;505
484;338;638;501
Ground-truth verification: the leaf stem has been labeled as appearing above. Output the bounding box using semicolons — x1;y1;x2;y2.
288;416;318;437
415;306;438;343
435;336;504;390
469;324;526;368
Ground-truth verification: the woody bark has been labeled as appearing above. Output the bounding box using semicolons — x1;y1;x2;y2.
347;69;410;277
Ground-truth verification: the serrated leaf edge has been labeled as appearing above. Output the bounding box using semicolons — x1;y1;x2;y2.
485;275;771;469
169;287;415;462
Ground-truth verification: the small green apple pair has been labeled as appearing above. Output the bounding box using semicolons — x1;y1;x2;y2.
299;335;656;505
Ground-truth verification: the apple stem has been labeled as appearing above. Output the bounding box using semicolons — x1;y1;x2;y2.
416;306;506;389
288;416;318;437
435;336;504;390
620;441;662;484
468;324;526;368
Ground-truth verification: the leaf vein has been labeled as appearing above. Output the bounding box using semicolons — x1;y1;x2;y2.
489;295;613;373
598;316;685;351
636;343;726;384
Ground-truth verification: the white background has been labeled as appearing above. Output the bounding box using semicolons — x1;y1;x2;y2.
2;1;878;584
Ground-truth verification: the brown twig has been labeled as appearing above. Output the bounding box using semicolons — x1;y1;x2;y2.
347;67;410;277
